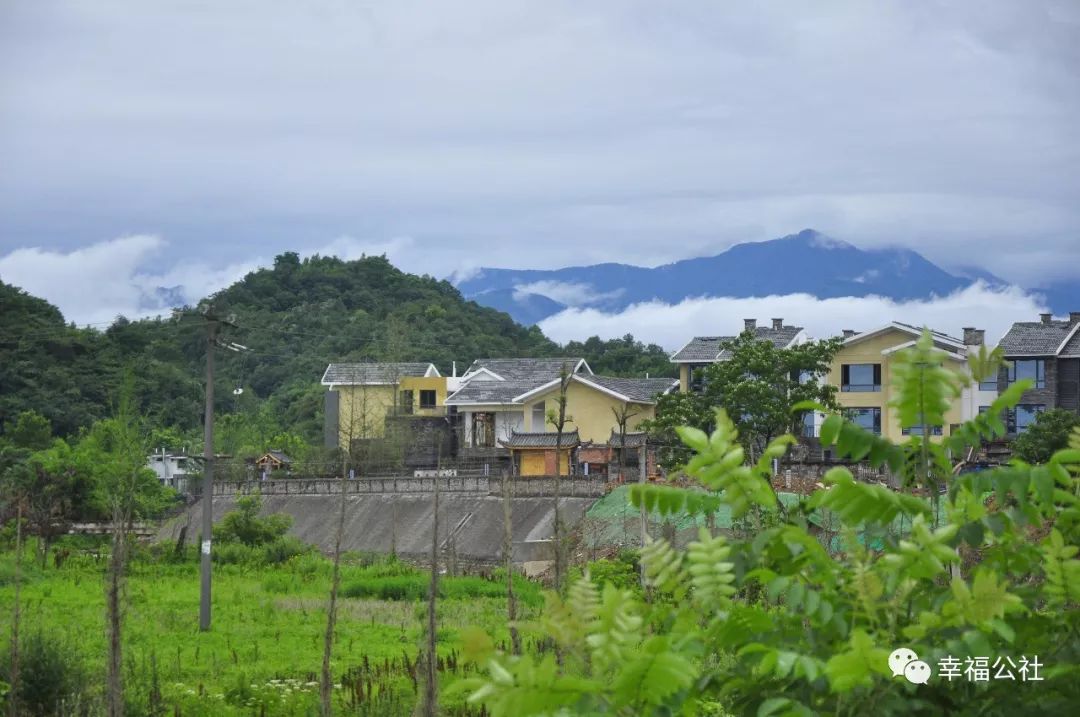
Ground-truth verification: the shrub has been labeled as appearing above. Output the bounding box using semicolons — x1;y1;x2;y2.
1;631;90;716
260;536;312;565
213;495;292;547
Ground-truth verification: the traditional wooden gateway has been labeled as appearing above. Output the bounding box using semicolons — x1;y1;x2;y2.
500;430;580;477
254;450;293;473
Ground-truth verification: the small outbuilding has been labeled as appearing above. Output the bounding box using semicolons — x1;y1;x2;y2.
500;430;580;477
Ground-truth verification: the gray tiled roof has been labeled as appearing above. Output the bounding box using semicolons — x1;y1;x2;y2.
673;325;803;363
998;321;1073;355
1061;326;1080;357
444;380;539;404
465;357;588;381
446;357;587;405
582;375;678;402
499;430;580;448
608;430;647;448
671;336;733;362
322;362;437;385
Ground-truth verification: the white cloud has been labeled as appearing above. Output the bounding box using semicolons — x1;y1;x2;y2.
513;280;624;307
538;283;1047;350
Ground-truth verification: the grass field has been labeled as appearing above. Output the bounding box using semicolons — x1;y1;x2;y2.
0;540;544;716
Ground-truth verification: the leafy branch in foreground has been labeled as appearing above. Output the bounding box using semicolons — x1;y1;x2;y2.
462;331;1080;716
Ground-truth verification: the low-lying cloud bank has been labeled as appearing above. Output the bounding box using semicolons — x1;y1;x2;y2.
537;284;1048;350
0;234;417;325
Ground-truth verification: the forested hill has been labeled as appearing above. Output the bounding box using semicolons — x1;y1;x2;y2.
0;252;672;444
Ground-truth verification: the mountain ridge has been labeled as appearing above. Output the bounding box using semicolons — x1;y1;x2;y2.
455;229;1064;325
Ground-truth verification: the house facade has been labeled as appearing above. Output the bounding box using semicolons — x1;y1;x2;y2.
996;311;1080;434
444;357;678;452
671;318;808;393
823;322;994;442
321;362;445;446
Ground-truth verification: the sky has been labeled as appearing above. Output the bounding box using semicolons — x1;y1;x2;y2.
1;1;1078;343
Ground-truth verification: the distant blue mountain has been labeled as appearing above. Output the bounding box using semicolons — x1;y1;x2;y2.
457;229;1022;324
466;288;567;326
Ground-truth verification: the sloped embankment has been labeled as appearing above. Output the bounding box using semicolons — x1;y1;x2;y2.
160;492;598;564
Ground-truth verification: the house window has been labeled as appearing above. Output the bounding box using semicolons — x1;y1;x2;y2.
399;389;414;414
978;371;999;391
532;401;546;430
419;390;437;409
902;424;943;436
902;412;943;436
1008;404;1045;434
842;364;881;392
844;407;881;435
1008;360;1046;389
689;365;707;393
801;411;817;437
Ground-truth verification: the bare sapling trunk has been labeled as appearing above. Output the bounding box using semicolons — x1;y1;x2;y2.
501;472;521;655
320;454;351;715
550;365;572;593
106;505;129;717
9;502;23;717
422;477;440;716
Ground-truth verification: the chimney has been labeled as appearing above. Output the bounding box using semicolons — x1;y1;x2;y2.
772;318;783;330
744;318;756;331
1070;311;1080;326
1041;313;1053;324
962;327;985;346
842;329;856;338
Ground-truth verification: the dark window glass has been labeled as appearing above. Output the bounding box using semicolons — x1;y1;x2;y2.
419;390;437;409
842;364;881;392
1010;404;1045;433
1008;360;1046;389
399;389;414;414
844;407;881;434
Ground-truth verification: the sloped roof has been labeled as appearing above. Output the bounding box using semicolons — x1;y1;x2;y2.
998;320;1073;355
499;430;580;448
1060;325;1080;357
608;430;647;448
258;451;292;464
446;357;588;406
580;375;679;402
463;357;589;381
671;325;804;363
321;362;439;385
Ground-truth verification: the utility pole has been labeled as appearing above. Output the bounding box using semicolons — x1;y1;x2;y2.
200;316;217;632
198;305;237;632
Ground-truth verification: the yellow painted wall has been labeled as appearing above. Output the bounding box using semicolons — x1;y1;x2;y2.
336;385;396;440
516;449;572;477
522;380;655;442
399;376;448;416
679;365;690;393
828;329;965;442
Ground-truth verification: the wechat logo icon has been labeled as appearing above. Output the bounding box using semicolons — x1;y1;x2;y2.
889;648;931;685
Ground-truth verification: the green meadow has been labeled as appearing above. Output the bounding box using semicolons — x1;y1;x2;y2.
0;541;543;716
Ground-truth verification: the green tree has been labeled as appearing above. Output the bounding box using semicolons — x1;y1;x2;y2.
213;495;292;547
1012;408;1080;464
6;411;53;452
462;331;1080;716
645;333;842;466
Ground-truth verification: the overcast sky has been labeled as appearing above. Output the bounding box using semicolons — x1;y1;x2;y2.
1;1;1077;339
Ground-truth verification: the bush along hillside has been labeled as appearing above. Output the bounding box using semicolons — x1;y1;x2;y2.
460;331;1080;716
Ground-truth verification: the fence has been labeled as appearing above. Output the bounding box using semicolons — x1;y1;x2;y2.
211;475;611;498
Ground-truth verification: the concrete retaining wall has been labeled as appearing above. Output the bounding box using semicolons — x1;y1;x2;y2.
161;491;599;565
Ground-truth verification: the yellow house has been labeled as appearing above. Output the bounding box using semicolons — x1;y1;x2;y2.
500;430;578;476
321;362;445;445
825;323;987;442
445;358;678;451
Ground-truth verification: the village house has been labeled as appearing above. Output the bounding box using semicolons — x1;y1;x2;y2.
821;322;995;442
445;357;678;472
995;311;1080;434
321;362;446;447
671;318;808;393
